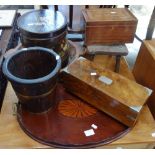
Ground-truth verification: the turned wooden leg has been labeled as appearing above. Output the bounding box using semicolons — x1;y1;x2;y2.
115;55;121;73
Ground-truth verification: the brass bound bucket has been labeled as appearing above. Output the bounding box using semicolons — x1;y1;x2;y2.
2;47;61;113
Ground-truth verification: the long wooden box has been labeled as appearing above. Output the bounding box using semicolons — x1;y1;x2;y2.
61;57;152;127
82;8;138;45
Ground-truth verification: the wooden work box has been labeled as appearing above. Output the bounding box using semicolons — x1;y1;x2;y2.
133;39;155;119
82;8;138;45
61;57;152;127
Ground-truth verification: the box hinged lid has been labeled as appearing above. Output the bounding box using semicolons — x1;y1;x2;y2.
82;8;138;26
65;57;151;108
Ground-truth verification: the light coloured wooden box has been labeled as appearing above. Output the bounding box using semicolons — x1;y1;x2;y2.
82;8;138;45
62;57;152;127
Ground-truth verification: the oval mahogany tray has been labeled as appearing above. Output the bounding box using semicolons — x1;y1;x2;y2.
17;83;130;148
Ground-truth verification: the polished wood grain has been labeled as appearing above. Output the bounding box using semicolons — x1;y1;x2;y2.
82;8;138;45
62;57;151;127
133;39;155;119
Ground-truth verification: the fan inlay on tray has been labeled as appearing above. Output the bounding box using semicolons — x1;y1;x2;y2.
58;99;97;118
